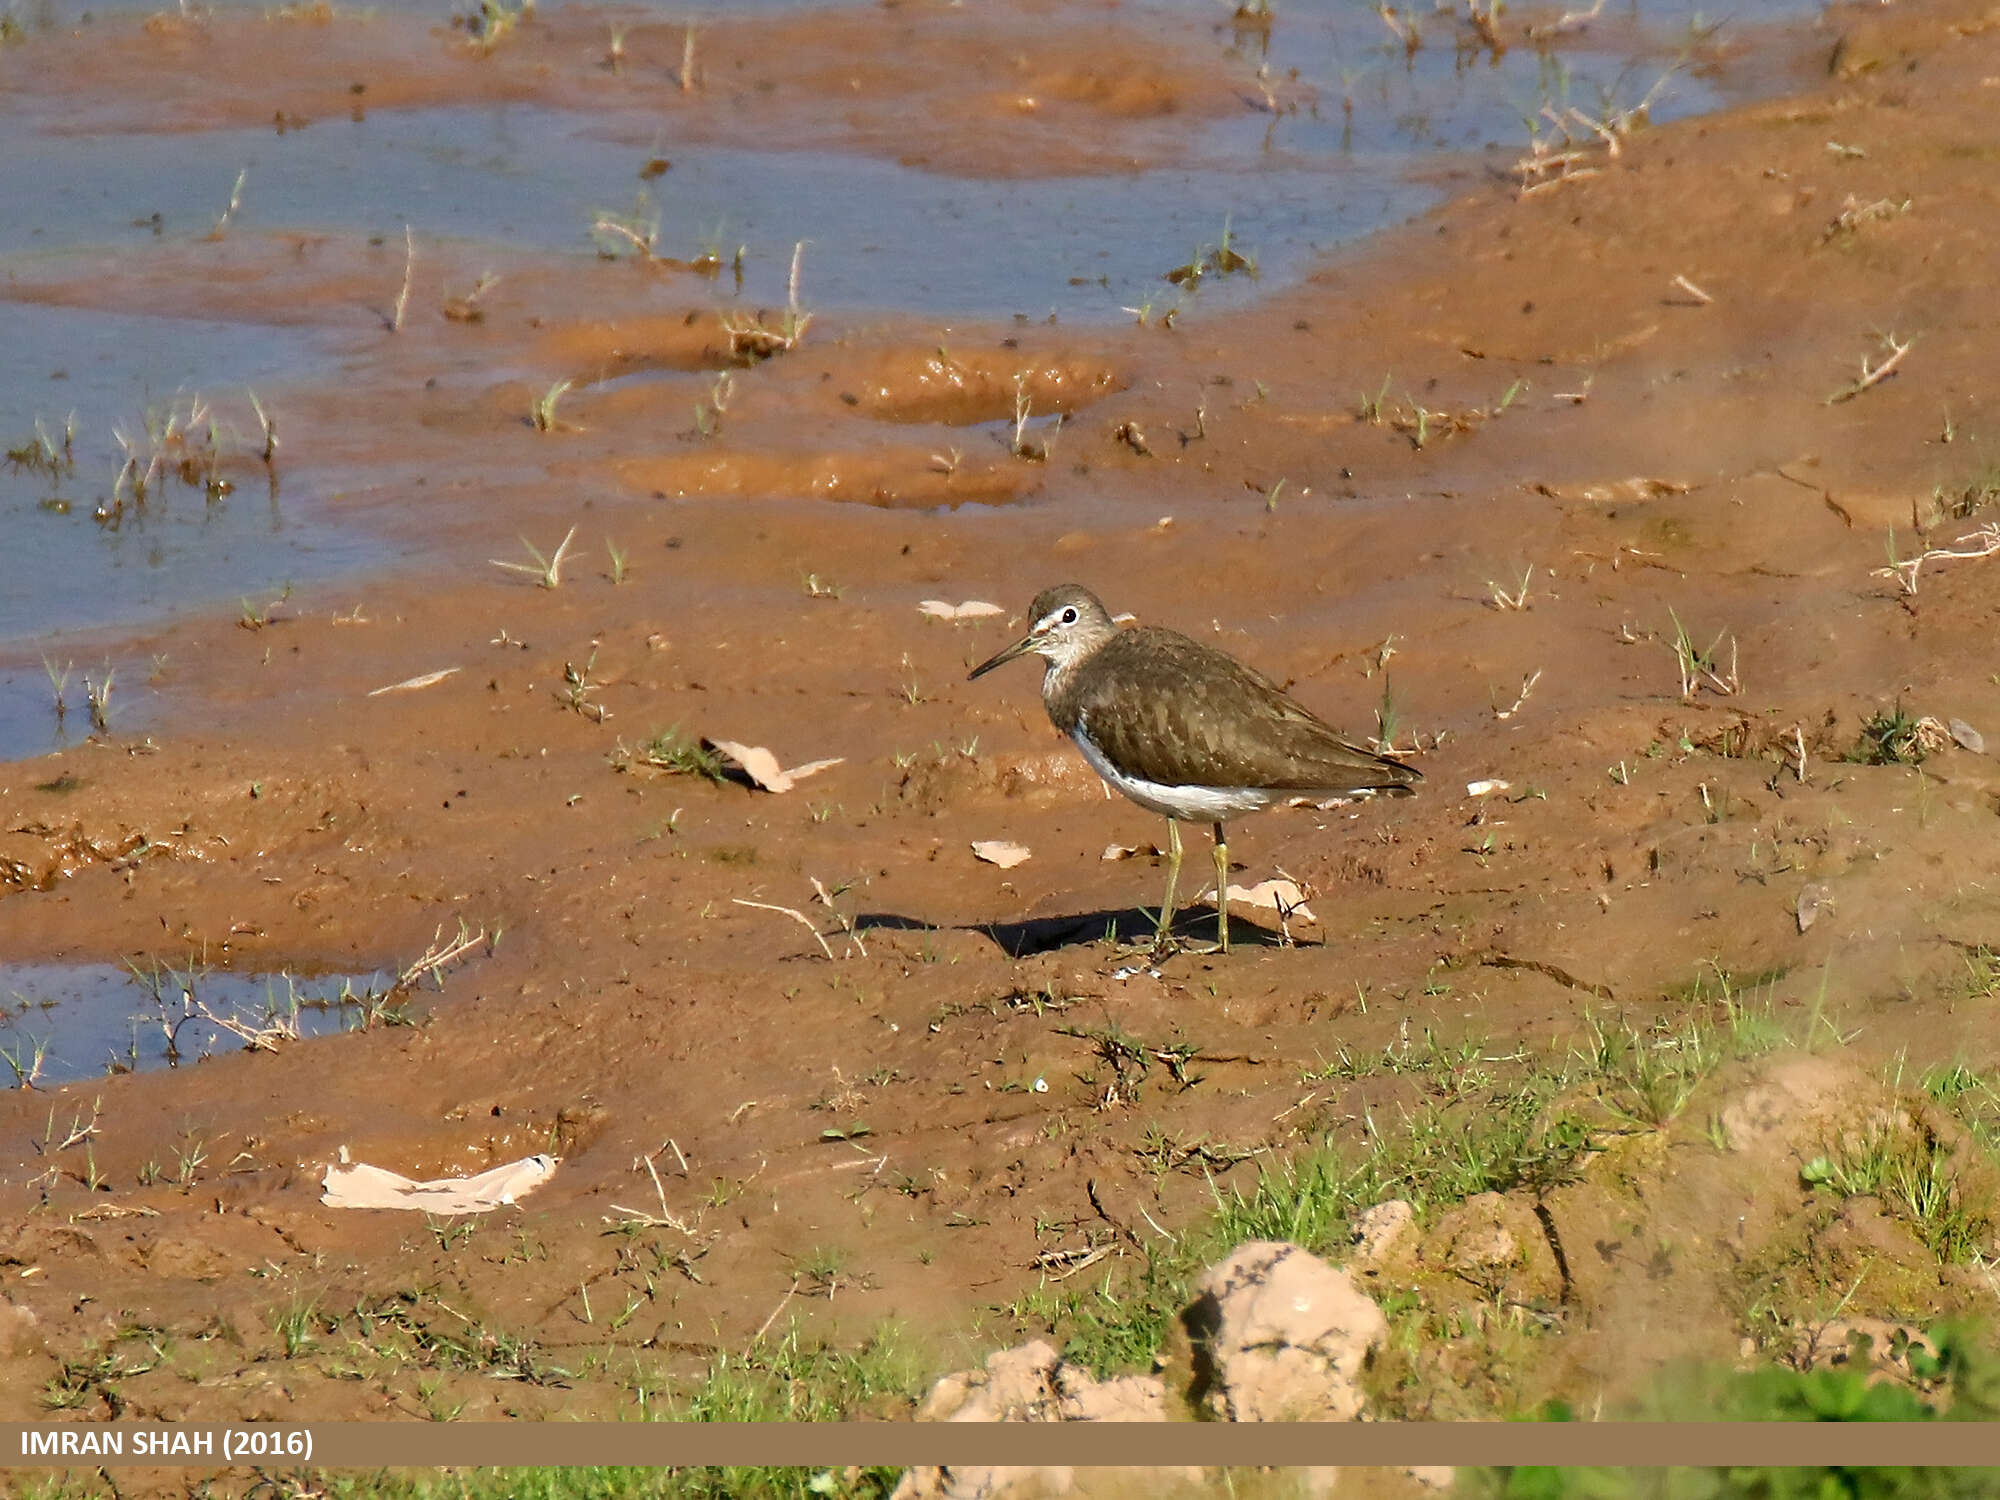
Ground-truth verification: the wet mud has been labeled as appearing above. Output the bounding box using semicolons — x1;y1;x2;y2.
2;0;2000;1465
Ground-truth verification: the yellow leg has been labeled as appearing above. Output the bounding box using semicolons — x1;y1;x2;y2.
1156;820;1183;941
1212;821;1230;954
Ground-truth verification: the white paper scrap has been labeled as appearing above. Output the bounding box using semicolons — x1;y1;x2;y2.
705;739;844;794
321;1153;559;1214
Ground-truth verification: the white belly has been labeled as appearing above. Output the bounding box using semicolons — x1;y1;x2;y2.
1070;730;1281;822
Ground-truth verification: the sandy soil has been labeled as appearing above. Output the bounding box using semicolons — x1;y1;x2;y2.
4;0;2000;1466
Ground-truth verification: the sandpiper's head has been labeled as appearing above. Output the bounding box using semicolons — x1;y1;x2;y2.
967;584;1118;681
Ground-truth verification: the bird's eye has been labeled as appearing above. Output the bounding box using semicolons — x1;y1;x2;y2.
1060;607;1077;624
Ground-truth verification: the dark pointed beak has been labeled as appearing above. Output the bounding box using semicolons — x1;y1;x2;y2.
968;632;1036;681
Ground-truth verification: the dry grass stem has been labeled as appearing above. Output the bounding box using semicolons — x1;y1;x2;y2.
1511;72;1670;194
754;1278;801;1343
721;242;812;359
1827;333;1911;404
190;995;301;1053
490;526;579;587
1528;0;1606;38
248;390;278;463
394;920;489;994
605;1146;700;1234
1375;4;1419;54
1668;608;1740;700
591;216;656;260
1821;194;1910;245
36;1101;102;1155
209;167;247;239
1043;1243;1117;1281
1494;668;1544;721
809;877;868;959
1488;566;1535;610
1875;521;2000;595
732;899;837;960
389;225;414;333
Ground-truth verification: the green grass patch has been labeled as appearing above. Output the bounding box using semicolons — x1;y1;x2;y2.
1788;1057;2000;1265
614;727;731;783
310;1326;915;1499
1025;975;1796;1387
1846;703;1935;766
1924;1060;2000;1150
1484;1324;2000;1497
321;1468;897;1500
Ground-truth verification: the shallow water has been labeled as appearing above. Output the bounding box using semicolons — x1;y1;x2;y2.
0;960;394;1084
0;301;388;651
0;107;1439;319
0;3;1814;318
0;657;158;763
0;0;1824;653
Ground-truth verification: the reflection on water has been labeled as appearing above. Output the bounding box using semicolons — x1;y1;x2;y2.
0;960;398;1085
0;0;1824;642
0;302;385;647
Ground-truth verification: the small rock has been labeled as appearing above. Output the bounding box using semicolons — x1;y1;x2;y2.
1185;1241;1386;1423
1350;1200;1415;1266
1949;718;1984;754
1052;1364;1170;1422
916;1340;1065;1423
1719;1057;1860;1155
1427;1192;1522;1275
0;1298;42;1358
142;1234;236;1282
900;1343;1073;1500
1448;1221;1518;1273
1797;882;1833;933
898;1340;1191;1500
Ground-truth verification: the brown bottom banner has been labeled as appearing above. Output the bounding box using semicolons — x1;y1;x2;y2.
4;1422;1999;1469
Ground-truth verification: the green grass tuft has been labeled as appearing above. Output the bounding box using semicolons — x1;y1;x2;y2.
614;728;729;783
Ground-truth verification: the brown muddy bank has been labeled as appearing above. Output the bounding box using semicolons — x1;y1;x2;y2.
1;0;2000;1468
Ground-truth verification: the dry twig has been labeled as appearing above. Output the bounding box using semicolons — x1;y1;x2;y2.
389;226;415;333
1827;333;1911;405
605;1145;700;1234
732;899;836;960
809;877;867;959
1875;521;2000;595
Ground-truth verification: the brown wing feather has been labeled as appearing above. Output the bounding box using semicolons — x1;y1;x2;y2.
1059;627;1420;794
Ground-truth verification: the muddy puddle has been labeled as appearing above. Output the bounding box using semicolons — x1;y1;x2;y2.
0;103;1434;315
0;301;385;648
0;656;156;762
0;960;392;1085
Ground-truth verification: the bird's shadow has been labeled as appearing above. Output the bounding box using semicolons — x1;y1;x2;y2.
856;908;1314;958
